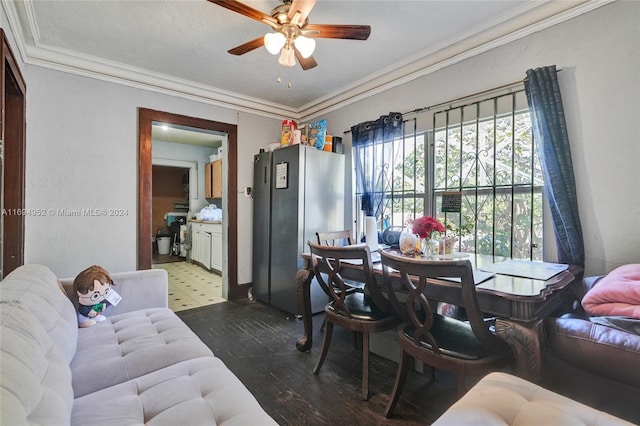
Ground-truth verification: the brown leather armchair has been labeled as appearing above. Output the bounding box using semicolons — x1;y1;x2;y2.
543;275;640;424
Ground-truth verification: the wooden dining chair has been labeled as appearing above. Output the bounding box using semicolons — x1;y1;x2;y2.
379;249;513;417
316;231;365;293
316;230;354;247
308;241;401;400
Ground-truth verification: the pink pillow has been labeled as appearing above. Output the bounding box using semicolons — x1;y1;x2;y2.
582;264;640;319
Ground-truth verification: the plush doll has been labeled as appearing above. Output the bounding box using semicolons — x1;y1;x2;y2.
73;265;115;328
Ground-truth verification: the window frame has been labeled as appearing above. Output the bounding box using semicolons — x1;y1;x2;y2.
353;88;545;260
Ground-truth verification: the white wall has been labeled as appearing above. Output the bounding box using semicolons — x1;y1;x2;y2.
21;64;280;278
236;113;282;285
6;1;639;280
321;1;640;277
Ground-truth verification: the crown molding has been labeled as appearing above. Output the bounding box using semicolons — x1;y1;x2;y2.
23;43;298;120
3;0;298;120
298;0;613;121
1;0;30;64
3;0;614;122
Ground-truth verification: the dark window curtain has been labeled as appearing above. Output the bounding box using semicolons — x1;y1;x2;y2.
525;65;585;266
351;112;403;218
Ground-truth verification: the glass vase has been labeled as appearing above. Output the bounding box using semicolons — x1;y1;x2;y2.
421;238;438;257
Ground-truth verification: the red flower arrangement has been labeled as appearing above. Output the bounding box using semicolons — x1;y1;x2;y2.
412;216;445;239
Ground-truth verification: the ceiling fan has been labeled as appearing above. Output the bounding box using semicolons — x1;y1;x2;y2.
208;0;371;70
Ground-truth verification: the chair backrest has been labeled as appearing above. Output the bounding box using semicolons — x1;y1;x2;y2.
316;230;353;247
307;241;391;316
379;250;503;351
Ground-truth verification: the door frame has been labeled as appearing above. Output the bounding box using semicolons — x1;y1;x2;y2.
1;29;27;278
137;108;242;298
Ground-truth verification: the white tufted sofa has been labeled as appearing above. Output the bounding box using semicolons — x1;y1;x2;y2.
0;264;277;425
433;372;633;425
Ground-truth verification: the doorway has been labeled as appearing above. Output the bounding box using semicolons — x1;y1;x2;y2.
151;164;190;264
1;30;26;279
138;108;243;299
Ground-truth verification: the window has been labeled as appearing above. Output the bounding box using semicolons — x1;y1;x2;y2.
353;120;427;231
354;89;545;260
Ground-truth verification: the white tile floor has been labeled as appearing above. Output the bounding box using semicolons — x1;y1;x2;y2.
152;261;225;312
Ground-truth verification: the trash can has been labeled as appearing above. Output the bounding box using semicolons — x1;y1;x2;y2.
157;236;172;255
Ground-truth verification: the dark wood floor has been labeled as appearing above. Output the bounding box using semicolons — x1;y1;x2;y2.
178;300;640;425
177;300;461;425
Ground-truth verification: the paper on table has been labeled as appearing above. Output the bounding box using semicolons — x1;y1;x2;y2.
365;216;379;251
339;251;381;265
438;270;496;285
479;259;568;281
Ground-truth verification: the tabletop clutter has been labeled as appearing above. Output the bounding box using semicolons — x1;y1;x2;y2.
264;118;343;153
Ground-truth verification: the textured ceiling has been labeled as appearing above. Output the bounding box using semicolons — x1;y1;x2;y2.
5;0;596;118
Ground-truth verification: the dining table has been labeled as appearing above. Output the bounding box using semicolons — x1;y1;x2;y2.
295;249;584;382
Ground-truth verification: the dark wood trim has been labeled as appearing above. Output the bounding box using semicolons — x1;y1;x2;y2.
137;108;240;299
1;29;27;278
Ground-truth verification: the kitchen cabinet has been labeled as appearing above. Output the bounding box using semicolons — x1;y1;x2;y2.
211;225;222;271
197;229;212;270
204;159;222;199
189;221;222;273
191;225;211;270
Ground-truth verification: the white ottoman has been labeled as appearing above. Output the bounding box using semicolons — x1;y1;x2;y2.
433;372;633;426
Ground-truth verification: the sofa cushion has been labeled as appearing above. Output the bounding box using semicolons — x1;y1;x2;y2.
60;268;170;315
71;356;277;426
1;265;78;425
1;310;75;425
546;316;640;388
582;264;640;318
546;318;640;386
1;264;79;362
70;307;214;397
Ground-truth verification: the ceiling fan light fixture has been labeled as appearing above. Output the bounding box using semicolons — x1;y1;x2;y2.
210;0;371;71
278;46;296;67
264;32;286;55
294;35;316;58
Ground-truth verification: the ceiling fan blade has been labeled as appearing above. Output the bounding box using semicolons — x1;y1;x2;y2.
288;0;317;24
305;24;371;40
294;49;317;71
207;0;273;24
228;36;265;55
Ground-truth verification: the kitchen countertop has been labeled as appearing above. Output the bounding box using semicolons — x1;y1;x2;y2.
188;219;222;224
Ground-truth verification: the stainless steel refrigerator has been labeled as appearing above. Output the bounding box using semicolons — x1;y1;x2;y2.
252;144;345;315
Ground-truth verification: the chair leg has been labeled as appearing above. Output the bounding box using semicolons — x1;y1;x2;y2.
313;321;334;375
320;296;332;332
361;331;370;401
384;350;412;418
